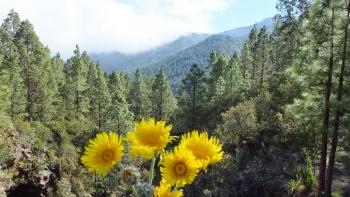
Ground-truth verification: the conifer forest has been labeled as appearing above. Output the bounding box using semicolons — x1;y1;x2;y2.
0;0;350;196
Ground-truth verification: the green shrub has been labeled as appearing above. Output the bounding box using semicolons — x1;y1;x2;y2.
287;178;304;195
220;100;258;145
0;113;13;164
303;154;316;190
287;153;316;195
0;136;12;164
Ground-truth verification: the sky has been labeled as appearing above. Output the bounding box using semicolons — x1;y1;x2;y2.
0;0;278;58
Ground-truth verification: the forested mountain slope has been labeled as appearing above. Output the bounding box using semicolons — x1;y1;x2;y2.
141;35;245;88
91;17;273;75
90;33;210;72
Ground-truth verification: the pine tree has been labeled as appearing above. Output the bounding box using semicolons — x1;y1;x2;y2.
211;76;226;108
108;71;128;103
86;62;98;125
82;60;111;130
1;9;21;37
287;1;338;194
206;51;218;72
256;26;270;89
107;71;133;133
129;69;151;120
177;64;208;131
275;0;310;69
209;54;227;86
0;26;26;118
240;42;253;80
64;45;89;119
51;53;66;100
15;20;55;122
269;0;310;108
43;47;61;122
248;24;259;81
317;3;335;194
326;0;350;195
208;53;227;97
206;53;230;127
225;52;244;96
89;66;111;129
273;0;310;74
150;69;177;121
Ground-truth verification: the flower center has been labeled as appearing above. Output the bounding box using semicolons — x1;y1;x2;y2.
191;144;210;160
175;163;187;176
142;131;160;146
102;150;115;162
145;138;157;146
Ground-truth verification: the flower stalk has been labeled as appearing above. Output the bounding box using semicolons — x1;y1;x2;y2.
132;185;139;197
149;157;156;185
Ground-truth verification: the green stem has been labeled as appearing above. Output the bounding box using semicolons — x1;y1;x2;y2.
149;157;156;185
132;185;139;197
172;185;178;192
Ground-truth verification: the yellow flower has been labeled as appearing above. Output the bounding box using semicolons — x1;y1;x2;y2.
154;184;183;197
81;132;124;176
160;147;200;186
178;130;223;171
127;118;174;160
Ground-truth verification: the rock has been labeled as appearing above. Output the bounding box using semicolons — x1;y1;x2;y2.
37;170;52;188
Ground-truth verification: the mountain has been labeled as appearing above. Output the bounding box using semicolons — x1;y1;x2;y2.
90;52;128;72
90;33;210;73
220;17;274;38
137;17;274;89
91;17;274;83
90;18;273;72
141;35;245;88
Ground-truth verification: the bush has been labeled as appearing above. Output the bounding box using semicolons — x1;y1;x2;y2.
220;100;258;145
0;138;12;164
287;179;304;195
0;113;13;164
303;154;316;190
287;153;316;195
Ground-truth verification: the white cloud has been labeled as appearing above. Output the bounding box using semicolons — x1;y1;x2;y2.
0;0;232;58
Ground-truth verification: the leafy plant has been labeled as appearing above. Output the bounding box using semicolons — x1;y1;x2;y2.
287;153;316;195
287;178;304;195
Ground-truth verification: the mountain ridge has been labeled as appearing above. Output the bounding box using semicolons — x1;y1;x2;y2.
220;17;274;37
90;17;274;74
141;34;245;88
90;33;210;73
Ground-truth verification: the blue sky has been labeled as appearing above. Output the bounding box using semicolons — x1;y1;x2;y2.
212;0;278;32
0;0;278;57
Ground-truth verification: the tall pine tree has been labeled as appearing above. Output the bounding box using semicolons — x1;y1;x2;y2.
64;45;89;119
129;69;151;120
177;64;208;131
107;71;133;133
150;69;177;121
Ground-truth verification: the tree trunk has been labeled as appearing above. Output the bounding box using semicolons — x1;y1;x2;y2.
325;1;350;196
98;96;101;130
192;75;196;130
24;59;33;121
318;4;335;197
260;42;265;89
76;89;80;118
160;85;163;120
242;62;246;79
252;54;256;80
